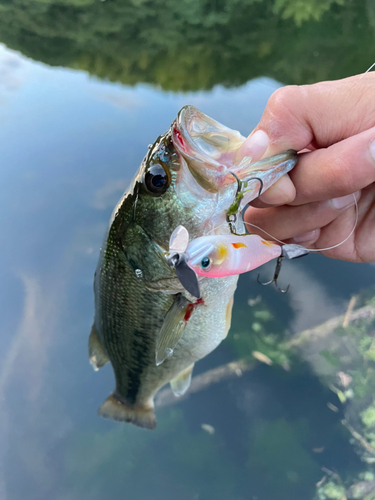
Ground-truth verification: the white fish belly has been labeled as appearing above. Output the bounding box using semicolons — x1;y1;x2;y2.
177;275;238;360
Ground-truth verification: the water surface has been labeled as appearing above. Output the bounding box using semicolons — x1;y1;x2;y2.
1;2;375;499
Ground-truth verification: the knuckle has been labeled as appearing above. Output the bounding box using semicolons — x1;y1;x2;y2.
262;86;312;146
266;86;301;116
328;156;355;194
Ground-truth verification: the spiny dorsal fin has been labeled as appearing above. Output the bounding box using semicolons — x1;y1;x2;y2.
170;363;194;397
88;324;109;371
98;393;156;430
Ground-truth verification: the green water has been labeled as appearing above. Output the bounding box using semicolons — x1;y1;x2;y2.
1;1;375;499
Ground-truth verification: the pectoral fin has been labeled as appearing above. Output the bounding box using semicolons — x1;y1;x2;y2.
88;324;109;371
155;294;190;366
170;363;194;397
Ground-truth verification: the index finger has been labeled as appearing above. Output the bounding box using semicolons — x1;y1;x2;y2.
236;73;375;161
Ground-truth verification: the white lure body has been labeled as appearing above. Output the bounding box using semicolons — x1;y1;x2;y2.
186;233;282;278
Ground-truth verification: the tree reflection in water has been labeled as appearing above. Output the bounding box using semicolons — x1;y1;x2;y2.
0;0;374;91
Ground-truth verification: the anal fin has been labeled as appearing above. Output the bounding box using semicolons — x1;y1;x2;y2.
88;324;109;371
98;393;156;430
170;363;194;397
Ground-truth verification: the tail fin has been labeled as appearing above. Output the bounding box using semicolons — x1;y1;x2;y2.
98;393;156;430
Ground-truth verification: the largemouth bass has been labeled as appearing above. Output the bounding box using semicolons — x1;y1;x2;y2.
89;106;297;429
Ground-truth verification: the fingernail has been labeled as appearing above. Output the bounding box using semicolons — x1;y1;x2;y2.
259;174;296;205
331;191;360;210
235;130;269;163
293;229;319;243
370;140;375;161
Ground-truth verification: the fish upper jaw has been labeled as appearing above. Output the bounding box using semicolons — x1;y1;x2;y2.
172;105;298;204
172;105;244;193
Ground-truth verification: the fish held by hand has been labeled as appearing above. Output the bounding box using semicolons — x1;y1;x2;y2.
89;105;298;429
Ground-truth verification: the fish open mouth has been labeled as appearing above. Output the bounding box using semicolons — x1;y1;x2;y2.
172;105;298;197
172;106;244;192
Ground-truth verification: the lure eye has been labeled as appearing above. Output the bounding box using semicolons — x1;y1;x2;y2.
200;256;211;271
144;163;171;196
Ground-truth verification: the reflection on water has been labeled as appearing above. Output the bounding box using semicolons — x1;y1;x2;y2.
0;0;374;91
1;0;375;498
293;290;375;499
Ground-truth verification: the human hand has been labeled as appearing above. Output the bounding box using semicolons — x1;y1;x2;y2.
236;73;375;262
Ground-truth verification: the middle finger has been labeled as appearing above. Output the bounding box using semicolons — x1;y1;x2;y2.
244;192;361;241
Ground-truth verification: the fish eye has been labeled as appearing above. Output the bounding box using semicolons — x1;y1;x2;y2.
144;163;171;196
200;256;211;271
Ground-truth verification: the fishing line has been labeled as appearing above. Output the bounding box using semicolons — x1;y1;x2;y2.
359;60;375;80
243;193;359;253
365;61;375;73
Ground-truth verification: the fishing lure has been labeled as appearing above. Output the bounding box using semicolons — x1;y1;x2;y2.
186;233;282;278
167;225;309;298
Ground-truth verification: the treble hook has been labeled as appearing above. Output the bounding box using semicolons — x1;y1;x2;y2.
257;255;290;293
226;173;264;234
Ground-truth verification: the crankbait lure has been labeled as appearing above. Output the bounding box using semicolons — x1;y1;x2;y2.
167;225;309;298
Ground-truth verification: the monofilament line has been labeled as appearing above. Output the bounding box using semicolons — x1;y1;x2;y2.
244;193;358;253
